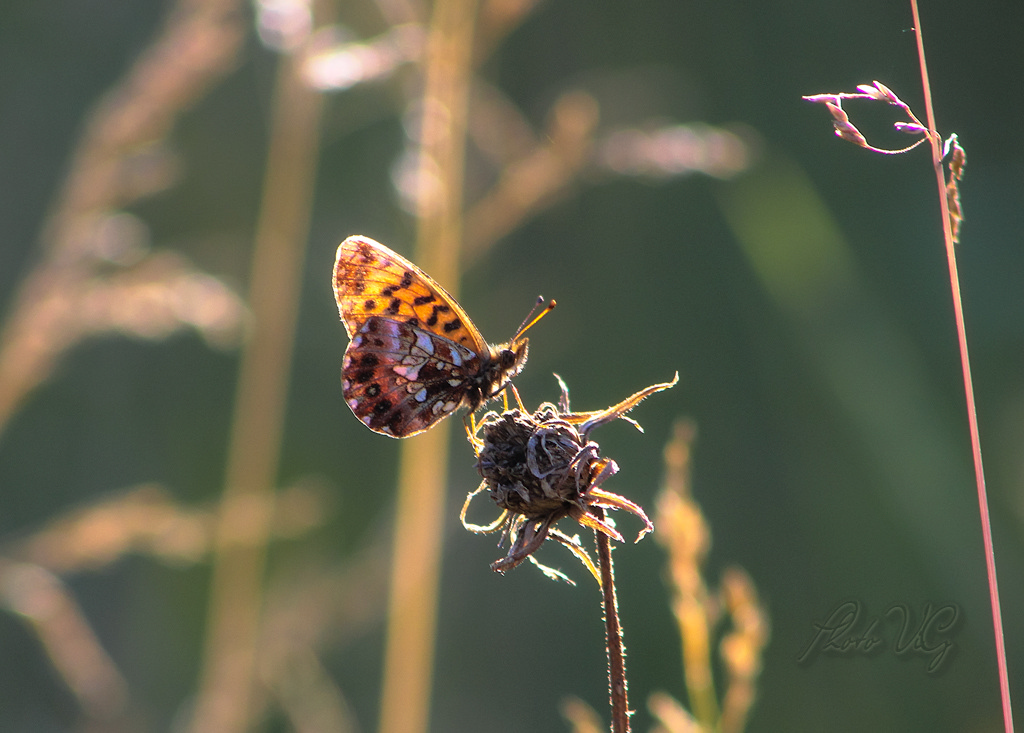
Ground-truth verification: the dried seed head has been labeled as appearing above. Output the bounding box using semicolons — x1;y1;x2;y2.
475;409;595;518
805;82;932;156
464;374;678;578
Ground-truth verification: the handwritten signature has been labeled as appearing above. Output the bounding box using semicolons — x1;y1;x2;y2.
797;600;959;674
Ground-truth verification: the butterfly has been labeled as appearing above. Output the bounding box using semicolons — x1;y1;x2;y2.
333;235;553;438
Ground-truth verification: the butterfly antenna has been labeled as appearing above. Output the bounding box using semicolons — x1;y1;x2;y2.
514;296;557;341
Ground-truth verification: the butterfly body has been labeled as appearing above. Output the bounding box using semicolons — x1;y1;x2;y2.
334;236;530;438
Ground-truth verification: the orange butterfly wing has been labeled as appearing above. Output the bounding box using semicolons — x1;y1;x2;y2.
333;235;488;353
333;236;527;438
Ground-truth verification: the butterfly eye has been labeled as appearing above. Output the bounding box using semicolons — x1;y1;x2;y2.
499;345;519;370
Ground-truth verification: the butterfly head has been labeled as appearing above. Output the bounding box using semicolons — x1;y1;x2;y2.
466;338;526;411
472;298;555;408
497;337;530;381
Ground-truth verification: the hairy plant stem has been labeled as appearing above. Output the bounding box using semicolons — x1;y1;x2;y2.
909;3;1013;730
595;507;631;733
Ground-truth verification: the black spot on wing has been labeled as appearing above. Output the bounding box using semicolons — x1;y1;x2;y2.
353;369;375;384
386;411;406;435
426;303;451;327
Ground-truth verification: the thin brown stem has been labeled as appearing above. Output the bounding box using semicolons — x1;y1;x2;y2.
595;507;631;733
909;2;1013;730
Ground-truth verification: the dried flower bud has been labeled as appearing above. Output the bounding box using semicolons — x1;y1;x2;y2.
894;122;927;135
871;80;900;104
856;83;885;99
946;173;964;243
800;93;838;105
820;101;867;148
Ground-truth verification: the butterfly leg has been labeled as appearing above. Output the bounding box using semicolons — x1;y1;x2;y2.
506;382;526;412
460;480;509;533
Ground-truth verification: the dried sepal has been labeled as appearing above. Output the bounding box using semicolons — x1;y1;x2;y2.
526;553;576;584
459;484;508;534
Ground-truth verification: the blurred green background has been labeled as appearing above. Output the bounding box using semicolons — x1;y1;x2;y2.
2;0;1023;731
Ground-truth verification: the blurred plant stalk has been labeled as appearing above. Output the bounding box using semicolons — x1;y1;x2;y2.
652;421;768;733
377;1;479;732
187;10;326;733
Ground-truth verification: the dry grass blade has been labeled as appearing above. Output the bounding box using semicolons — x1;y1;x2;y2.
653;419;768;733
0;560;128;722
0;0;245;438
463;90;600;263
561;695;606;733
